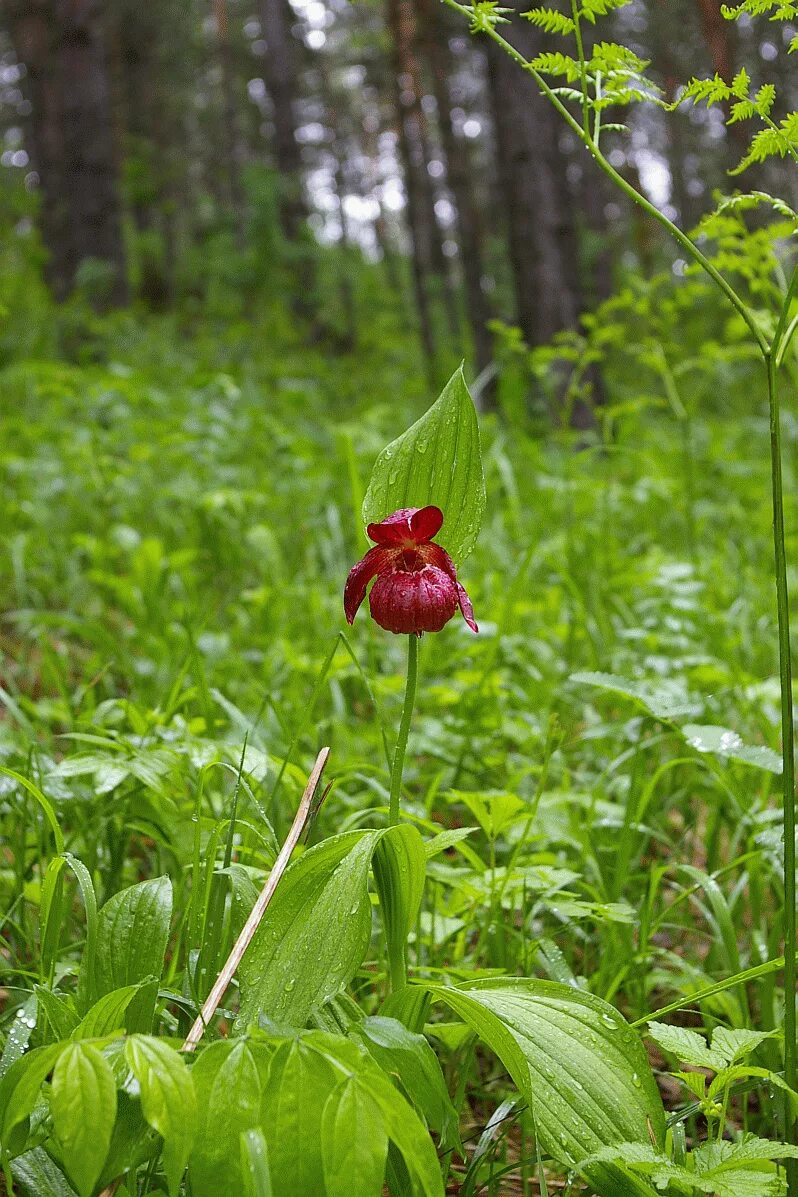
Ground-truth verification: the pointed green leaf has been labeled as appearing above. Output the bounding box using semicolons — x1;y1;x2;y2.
73;984;150;1040
429;979;665;1196
188;1040;270;1197
646;1022;728;1071
91;877;172;1028
322;1076;388;1197
0;1042;66;1152
125;1035;196;1196
50;1042;116;1197
362;365;485;564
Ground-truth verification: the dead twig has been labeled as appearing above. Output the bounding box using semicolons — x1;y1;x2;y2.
182;745;331;1052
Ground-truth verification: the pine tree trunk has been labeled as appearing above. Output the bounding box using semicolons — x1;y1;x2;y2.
386;0;437;365
259;0;308;241
10;0;128;306
213;0;247;247
486;13;581;348
416;0;493;382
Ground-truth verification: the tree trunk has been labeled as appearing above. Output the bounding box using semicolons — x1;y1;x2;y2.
695;0;746;149
258;0;308;241
386;0;437;365
416;0;493;384
213;0;247;247
9;0;128;306
485;13;581;348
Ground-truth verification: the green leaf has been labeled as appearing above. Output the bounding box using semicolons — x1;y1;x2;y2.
34;988;80;1043
240;1128;273;1197
260;1039;336;1193
362;365;485;565
50;1042;117;1197
125;1035;197;1197
353;1017;459;1151
646;1022;728;1071
238;827;418;1030
429;979;665;1196
321;1076;388;1197
72;984;150;1039
680;724;783;773
372;825;426;996
237;831;373;1029
0;1042;66;1154
11;1147;77;1197
711;1026;775;1063
91;877;172;1027
355;1064;444;1196
523;6;575;33
0;996;39;1077
569;671;699;719
188;1040;270;1197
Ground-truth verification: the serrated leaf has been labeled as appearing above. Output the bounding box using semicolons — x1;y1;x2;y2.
362;365;485;565
523;6;575;33
125;1036;196;1196
681;723;783;773
646;1021;728;1070
711;1026;775;1063
570;670;699;719
51;1042;116;1197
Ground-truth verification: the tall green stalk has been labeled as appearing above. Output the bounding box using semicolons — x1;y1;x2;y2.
389;633;419;826
442;0;797;1178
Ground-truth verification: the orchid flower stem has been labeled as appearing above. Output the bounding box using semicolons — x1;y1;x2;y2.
389;634;419;827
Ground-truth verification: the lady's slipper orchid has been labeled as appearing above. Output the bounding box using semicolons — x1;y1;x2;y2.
344;505;478;636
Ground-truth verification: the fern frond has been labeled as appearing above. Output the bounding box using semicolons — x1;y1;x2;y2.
579;0;633;23
530;52;582;82
522;6;575;34
721;0;798;18
731;111;798;174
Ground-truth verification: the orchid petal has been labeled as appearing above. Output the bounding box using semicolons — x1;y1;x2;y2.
366;508;416;545
409;505;444;543
427;544;478;632
344;546;393;624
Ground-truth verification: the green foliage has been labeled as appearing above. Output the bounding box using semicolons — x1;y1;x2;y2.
362;364;486;564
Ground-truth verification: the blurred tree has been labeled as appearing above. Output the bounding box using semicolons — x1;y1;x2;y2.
8;0;128;306
416;0;493;382
485;12;580;348
259;0;309;241
213;0;247;247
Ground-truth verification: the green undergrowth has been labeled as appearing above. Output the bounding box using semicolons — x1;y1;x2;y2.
1;250;798;1194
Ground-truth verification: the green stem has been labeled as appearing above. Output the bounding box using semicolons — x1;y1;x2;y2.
389;634;419;826
570;0;590;138
442;0;767;355
767;352;797;1177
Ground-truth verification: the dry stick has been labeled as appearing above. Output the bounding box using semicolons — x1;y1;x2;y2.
182;745;331;1052
97;751;332;1197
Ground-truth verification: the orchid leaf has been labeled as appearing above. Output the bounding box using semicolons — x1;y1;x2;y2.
362;365;485;564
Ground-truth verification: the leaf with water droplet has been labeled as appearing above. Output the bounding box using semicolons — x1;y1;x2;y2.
680;722;783;774
362;364;485;564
